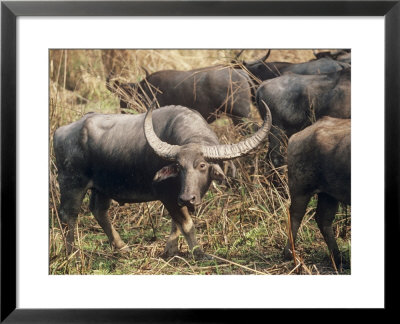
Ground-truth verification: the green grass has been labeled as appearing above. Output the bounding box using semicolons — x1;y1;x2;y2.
49;196;350;275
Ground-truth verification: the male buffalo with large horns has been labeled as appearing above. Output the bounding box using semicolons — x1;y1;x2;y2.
53;103;272;259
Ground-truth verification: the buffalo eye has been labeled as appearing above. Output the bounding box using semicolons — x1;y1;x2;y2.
199;162;207;170
175;163;181;171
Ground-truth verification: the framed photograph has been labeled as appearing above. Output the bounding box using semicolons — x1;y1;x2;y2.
1;0;398;321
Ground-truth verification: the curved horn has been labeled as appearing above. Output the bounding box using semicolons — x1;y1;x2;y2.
143;103;180;161
230;49;245;65
142;66;150;78
106;70;117;93
260;49;271;62
243;49;271;66
235;49;245;60
201;101;272;161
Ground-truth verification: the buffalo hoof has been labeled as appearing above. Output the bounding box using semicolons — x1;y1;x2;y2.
117;244;131;254
65;244;76;256
335;257;350;272
283;247;294;261
160;249;179;259
199;253;213;261
192;249;213;261
65;246;79;258
331;254;346;271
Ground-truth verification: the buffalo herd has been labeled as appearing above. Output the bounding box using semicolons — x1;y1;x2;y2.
53;49;351;270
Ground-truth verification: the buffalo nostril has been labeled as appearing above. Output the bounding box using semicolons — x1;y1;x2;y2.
178;195;196;206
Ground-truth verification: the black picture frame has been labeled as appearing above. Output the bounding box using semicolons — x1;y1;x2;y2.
1;0;399;322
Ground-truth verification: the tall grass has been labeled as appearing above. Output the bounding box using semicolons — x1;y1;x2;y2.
49;49;350;275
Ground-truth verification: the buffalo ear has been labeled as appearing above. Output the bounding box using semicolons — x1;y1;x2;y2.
210;164;226;182
153;164;179;182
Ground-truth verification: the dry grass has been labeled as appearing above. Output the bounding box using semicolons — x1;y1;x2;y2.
49;49;350;275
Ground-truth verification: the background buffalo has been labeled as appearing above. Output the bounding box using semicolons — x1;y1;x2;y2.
106;66;255;126
284;117;351;268
235;49;350;84
256;67;350;167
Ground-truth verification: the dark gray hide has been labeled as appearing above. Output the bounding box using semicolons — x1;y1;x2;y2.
107;66;254;125
284;117;351;267
239;52;350;83
313;49;351;65
256;67;351;167
53;105;271;258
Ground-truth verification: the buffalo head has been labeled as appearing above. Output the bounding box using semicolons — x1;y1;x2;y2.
236;50;279;82
144;103;272;208
106;69;154;110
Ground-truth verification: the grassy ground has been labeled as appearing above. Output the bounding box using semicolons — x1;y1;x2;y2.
49;49;351;275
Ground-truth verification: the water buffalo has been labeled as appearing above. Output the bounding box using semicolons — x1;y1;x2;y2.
106;65;255;126
236;50;350;83
313;49;351;65
256;67;351;167
283;117;351;267
53;104;272;259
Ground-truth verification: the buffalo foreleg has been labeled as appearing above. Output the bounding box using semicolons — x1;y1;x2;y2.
58;185;87;255
163;202;207;259
162;220;180;258
89;190;129;252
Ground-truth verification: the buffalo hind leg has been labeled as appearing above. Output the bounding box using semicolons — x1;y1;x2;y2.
89;190;129;252
163;201;208;260
315;193;341;267
283;194;310;261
